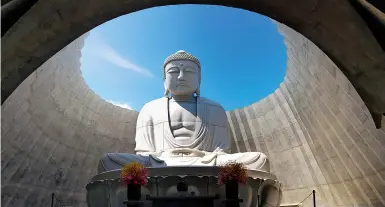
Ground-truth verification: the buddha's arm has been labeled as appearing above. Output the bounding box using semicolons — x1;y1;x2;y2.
211;107;231;153
134;104;156;153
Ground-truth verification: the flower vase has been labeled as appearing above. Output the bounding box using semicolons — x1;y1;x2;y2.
225;180;239;199
126;184;141;200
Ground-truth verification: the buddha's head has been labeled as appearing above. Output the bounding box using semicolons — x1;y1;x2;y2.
163;50;201;97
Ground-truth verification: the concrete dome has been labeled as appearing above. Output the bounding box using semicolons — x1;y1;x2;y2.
1;24;384;207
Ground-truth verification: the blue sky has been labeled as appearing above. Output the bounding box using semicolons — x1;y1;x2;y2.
80;5;287;111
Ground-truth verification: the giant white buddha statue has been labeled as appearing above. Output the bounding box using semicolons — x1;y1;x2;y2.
99;50;269;173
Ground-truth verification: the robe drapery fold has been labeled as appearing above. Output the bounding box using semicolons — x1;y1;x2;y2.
134;97;230;153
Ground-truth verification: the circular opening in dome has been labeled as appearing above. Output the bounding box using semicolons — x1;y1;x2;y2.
80;5;287;111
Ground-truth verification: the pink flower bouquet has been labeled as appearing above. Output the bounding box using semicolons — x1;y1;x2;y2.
120;162;148;185
218;162;248;185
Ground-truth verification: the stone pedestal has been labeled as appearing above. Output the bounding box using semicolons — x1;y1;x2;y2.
86;166;282;207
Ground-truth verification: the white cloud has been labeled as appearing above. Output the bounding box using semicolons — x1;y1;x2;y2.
107;100;133;110
89;33;154;78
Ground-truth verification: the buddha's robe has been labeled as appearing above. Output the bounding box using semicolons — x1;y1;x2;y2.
99;97;269;173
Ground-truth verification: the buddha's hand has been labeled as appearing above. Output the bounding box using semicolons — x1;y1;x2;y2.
168;149;217;163
136;151;163;156
168;148;206;157
212;147;227;155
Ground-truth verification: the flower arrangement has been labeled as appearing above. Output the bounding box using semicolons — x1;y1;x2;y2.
218;162;248;185
120;162;148;185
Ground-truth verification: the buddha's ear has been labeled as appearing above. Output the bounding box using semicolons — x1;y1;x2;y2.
163;82;169;97
196;87;200;97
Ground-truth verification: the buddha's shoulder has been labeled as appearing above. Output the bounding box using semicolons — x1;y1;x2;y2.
199;97;224;109
144;97;166;107
138;97;167;114
142;97;224;107
199;97;228;126
137;98;167;125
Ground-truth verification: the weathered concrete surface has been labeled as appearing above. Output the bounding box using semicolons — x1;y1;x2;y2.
227;23;385;207
1;34;138;207
2;0;385;121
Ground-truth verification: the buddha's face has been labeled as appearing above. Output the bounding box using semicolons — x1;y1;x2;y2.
164;60;200;96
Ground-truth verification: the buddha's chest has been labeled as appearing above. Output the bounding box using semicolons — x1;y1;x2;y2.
168;102;198;137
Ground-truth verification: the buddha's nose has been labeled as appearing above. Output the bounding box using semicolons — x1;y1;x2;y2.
178;70;185;80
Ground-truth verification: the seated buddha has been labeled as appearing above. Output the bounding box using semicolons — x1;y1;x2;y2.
99;50;269;173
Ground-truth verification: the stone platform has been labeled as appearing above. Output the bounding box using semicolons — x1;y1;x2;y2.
86;166;282;207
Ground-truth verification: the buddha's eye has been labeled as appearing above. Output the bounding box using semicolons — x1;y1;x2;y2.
167;67;179;73
185;68;195;73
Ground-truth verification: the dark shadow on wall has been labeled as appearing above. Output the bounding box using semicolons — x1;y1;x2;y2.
367;0;385;12
350;0;385;128
1;0;39;36
349;0;385;52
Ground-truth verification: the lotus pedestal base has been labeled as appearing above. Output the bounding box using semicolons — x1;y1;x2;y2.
86;166;282;207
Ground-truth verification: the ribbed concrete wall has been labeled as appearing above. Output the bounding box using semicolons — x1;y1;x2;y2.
227;23;385;207
1;34;138;207
2;23;384;207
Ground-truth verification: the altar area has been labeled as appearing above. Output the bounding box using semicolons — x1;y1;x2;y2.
86;166;282;207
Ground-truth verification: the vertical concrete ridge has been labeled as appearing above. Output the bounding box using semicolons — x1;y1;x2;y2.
1;32;138;207
225;23;385;206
